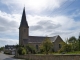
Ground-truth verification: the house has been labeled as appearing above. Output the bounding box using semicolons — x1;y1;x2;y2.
4;45;16;55
19;7;64;52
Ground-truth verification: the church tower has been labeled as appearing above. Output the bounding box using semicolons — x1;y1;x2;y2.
19;7;29;45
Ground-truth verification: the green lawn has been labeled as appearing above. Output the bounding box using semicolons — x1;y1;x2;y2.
35;51;80;55
66;51;80;54
53;51;80;55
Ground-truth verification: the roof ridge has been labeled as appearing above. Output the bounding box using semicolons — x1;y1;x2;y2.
29;35;59;38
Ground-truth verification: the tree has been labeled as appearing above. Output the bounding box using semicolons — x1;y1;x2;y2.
17;47;26;55
78;35;80;51
40;37;53;54
26;44;36;54
68;36;77;51
0;47;4;52
68;36;77;44
58;42;72;53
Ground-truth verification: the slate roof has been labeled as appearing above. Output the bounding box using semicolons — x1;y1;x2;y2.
5;45;16;49
19;7;29;28
23;35;59;43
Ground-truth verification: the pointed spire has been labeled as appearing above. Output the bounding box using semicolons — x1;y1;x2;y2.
19;7;29;28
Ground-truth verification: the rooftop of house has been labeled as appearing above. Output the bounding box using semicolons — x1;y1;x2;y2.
5;45;16;49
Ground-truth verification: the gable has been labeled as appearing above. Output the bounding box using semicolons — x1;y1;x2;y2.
54;35;64;43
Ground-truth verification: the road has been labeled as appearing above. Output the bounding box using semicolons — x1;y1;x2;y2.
0;52;24;60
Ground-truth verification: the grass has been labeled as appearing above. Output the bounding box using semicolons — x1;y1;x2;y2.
66;51;80;54
52;51;80;55
35;51;80;55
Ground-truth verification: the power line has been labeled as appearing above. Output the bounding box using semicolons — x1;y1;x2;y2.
50;0;76;16
58;0;76;14
50;0;69;15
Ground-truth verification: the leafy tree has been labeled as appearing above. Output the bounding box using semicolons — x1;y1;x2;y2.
68;36;77;51
59;36;80;53
58;42;72;53
40;37;53;54
0;47;4;52
26;44;36;54
68;36;77;44
17;47;26;55
78;35;80;51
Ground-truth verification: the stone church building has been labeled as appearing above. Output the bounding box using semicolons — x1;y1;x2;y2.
19;8;64;52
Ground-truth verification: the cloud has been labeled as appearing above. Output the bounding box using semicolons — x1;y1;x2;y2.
38;20;61;29
0;9;80;41
0;38;18;47
30;25;43;31
0;10;19;46
0;10;21;33
71;9;80;18
27;15;80;40
30;20;61;31
1;0;67;13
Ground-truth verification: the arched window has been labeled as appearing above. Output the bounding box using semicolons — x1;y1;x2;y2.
36;45;38;50
59;44;61;49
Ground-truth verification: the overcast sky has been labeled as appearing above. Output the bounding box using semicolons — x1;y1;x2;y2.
0;0;80;47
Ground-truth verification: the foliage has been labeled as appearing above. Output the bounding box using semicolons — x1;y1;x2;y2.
59;36;80;53
17;44;36;55
58;42;72;53
17;47;26;55
0;47;4;52
78;36;80;51
68;36;78;51
16;44;24;49
68;36;77;44
16;35;80;55
40;37;53;54
26;44;36;54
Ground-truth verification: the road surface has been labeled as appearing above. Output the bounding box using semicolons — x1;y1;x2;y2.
0;52;24;60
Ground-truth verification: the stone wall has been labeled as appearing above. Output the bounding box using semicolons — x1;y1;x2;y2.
16;54;80;60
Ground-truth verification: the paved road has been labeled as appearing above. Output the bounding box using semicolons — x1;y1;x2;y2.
0;52;24;60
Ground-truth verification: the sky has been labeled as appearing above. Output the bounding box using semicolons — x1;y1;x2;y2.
0;0;80;47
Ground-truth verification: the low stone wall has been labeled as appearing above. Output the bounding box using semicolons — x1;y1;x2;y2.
16;54;80;60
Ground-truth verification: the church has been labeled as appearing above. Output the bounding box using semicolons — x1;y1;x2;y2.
19;7;64;52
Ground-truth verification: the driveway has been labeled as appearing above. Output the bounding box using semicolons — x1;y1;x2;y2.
0;52;24;60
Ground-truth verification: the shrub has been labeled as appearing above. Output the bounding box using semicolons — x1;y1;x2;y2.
17;47;26;55
26;44;36;54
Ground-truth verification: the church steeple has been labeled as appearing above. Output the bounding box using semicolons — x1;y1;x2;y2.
19;7;29;45
19;7;29;28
